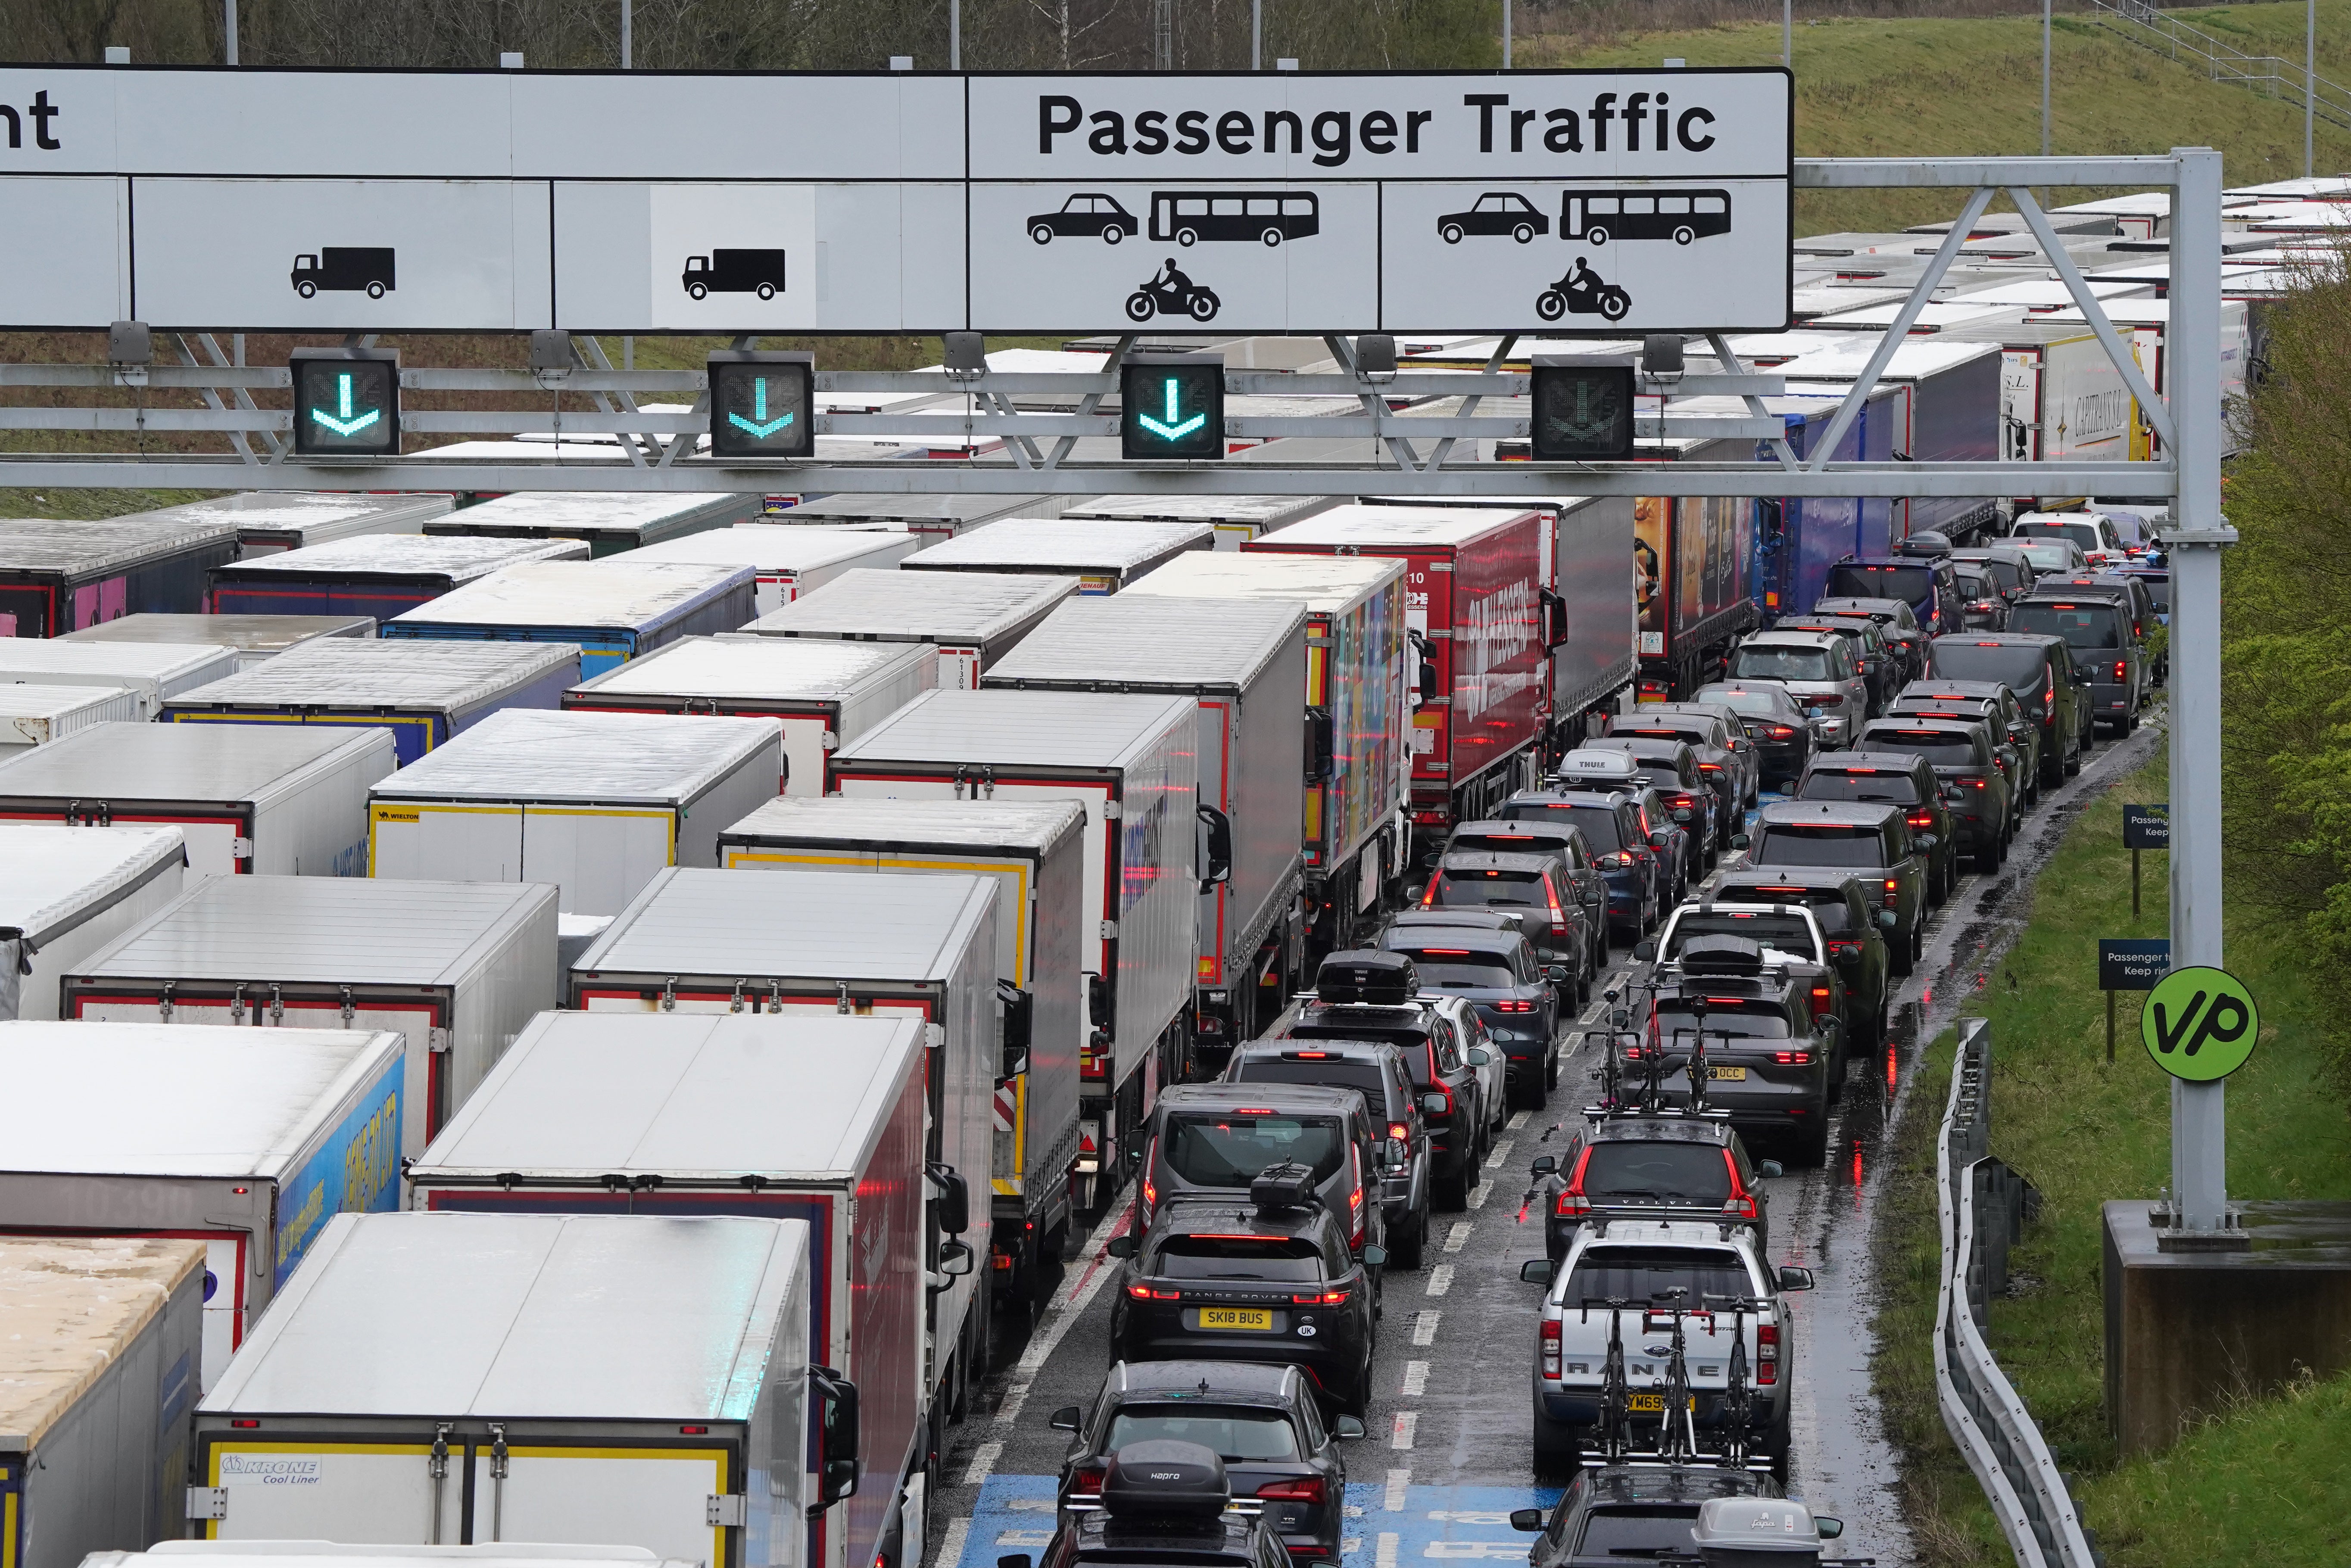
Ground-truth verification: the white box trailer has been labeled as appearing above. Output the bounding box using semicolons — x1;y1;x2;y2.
0;724;394;877
983;595;1307;1050
0;640;239;719
86;1544;700;1568
714;797;1086;1307
422;492;758;558
208;536;591;623
0;1236;205;1568
190;1213;846;1568
159;640;583;768
2038;296;2254;459
59;615;377;672
897;519;1212;594
367;709;781;915
741;569;1077;691
60;875;557;1158
384;560;756;680
403;1016;923;1568
829;691;1197;1210
782;493;1062;545
158;492;455;557
0;1021;405;1384
1124;551;1411;956
0;824;186;1021
562;637;934;799
569;868;998;1408
1062;494;1335;551
624;527;922;616
0;683;142;756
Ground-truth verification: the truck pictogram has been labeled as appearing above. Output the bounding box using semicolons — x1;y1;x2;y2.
681;249;789;301
289;248;397;300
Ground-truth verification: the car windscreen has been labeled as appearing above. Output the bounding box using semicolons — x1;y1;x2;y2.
1862;728;1980;765
1104;1406;1301;1462
1563;1246;1754;1307
1581;1142;1733;1206
1150;1234;1327;1283
1726;644;1832;681
1163;1114;1345;1186
1752;824;1891;869
2010;602;2120;650
1501;801;1624;854
1665;912;1815;958
1797;770;1920;807
1656;996;1795;1039
1434;869;1547;907
1231;1057;1390;1108
1825;563;1933;603
1931;641;2050;690
1575;1507;1706;1556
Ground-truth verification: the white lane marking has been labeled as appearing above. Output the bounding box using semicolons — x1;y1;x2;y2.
991;1197;1135;1430
1412;1310;1441;1345
1426;1264;1455;1296
1507;1109;1530;1131
1385;1467;1411;1511
1465;1179;1491;1210
1391;1411;1419;1450
935;1516;972;1568
1377;1534;1401;1568
994;1532;1053;1548
1486;1139;1514;1168
959;1441;1002;1487
1345;1540;1363;1558
1443;1222;1472;1253
1401;1360;1430;1396
1346;1506;1366;1518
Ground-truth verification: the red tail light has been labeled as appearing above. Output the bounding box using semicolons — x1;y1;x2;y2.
1809;986;1832;1020
1388;1121;1410;1142
1349;1144;1366;1244
1291;1288;1351;1307
1257;1477;1329;1505
1420;882;1437;907
1882;878;1899;908
1494;998;1538;1012
1828;940;1859;958
1126;1283;1180;1300
1812;693;1844;707
1768;725;1795;738
2113;660;2127;681
1072;1464;1107;1495
1771;1050;1813;1065
1757;1323;1780;1384
1721;1193;1758;1220
1699;762;1723;773
1547;878;1566;927
1970;778;1986;790
1555;1147;1594;1217
1140;1136;1159;1219
1540;1317;1563;1377
1905;811;1934;829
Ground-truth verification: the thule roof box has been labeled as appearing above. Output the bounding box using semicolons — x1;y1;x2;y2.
1678;934;1766;977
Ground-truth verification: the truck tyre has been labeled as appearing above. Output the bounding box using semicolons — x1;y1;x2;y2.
1532;1403;1583;1476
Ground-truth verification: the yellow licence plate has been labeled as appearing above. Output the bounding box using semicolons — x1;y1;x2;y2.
1199;1307;1275;1332
1709;1065;1749;1080
1627;1393;1694;1413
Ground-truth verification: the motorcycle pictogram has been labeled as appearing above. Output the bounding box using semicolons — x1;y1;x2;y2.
1537;257;1632;324
1126;258;1222;323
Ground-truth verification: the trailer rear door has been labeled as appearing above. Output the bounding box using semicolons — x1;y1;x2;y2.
205;1440;458;1544
473;1444;727;1566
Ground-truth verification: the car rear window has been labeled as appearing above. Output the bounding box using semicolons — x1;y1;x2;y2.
1151;1234;1327;1283
1582;1142;1733;1206
1796;769;1920;806
1453;830;1582;868
1665;911;1815;956
1433;869;1547;907
1698;687;1788;719
1826;563;1933;603
1752;824;1893;869
1737;884;1856;933
1862;728;1980;765
1104;1406;1300;1462
1576;1508;1706;1556
1500;801;1625;854
1656;996;1795;1039
2014;520;2101;552
2011;602;2121;650
1231;1056;1390;1109
1164;1114;1344;1186
1727;644;1832;681
1617;723;1708;745
1930;641;2050;690
1563;1246;1753;1307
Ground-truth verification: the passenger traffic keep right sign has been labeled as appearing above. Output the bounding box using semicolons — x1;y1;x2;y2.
2141;965;2261;1081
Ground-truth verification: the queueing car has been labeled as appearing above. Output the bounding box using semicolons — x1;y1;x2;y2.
1443;819;1611;971
1641;936;1839;1163
1791;751;1960;907
1011;1438;1294;1568
1747;797;1935;975
1420;850;1591;984
1853;717;2015;875
1886;683;2042;812
1690;681;1821;789
1709;868;1894;1053
1512;1481;1850;1568
1527;1114;1781;1263
1221;1037;1434;1270
1132;1083;1389;1265
1644;898;1850;1079
2007;591;2147;735
1927;633;2092;787
1723;632;1871;747
1376;923;1565;1111
1499;790;1665;943
1807;596;1930;685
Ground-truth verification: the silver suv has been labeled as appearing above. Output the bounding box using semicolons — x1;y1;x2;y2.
1721;632;1870;747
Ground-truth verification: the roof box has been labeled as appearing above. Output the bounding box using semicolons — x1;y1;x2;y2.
1100;1439;1230;1520
1250;1161;1319;1216
1553;749;1643;785
1388;908;1529;936
1315;949;1419;1006
1679;934;1766;976
1691;1496;1827;1565
1895;530;1954;557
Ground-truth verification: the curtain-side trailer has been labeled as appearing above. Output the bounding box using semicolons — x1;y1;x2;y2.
209;536;589;623
742;570;1077;691
626;527;921;616
897;519;1212;594
0;683;142;756
0;824;186;1020
0;641;239;719
161;492;455;557
780;493;1062;546
0;513;241;638
1062;494;1336;551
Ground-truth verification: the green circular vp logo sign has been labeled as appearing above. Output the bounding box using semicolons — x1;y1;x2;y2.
2142;966;2261;1081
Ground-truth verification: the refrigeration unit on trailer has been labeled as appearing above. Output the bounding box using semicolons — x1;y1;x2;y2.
0;824;186;1021
742;569;1078;691
0;1236;204;1568
781;492;1062;544
159;491;455;557
897;519;1212;594
713;798;1085;1310
0;683;142;756
623;527;922;616
829;690;1197;1211
421;492;758;557
1247;504;1560;862
208;536;589;623
405;1015;916;1568
0;723;394;877
0;639;238;719
1122;550;1409;959
62;614;376;671
61;875;556;1158
562;637;934;799
1062;494;1337;551
983;595;1303;1052
190;1212;852;1568
0;1021;404;1384
366;709;781;915
0;510;241;638
383;560;755;678
160;640;583;766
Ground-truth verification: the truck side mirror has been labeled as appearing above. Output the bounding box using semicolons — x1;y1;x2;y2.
1539;587;1569;651
926;1164;970;1235
1197;802;1233;890
938;1239;976;1278
1087;972;1111;1028
1306;706;1336;782
998;980;1032;1077
1419;658;1441;705
811;1366;861;1506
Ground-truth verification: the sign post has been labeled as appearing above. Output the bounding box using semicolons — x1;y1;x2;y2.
2122;803;2168;918
2098;937;2170;1062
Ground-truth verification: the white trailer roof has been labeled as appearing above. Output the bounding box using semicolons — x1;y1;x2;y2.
1063;494;1331;526
570;635;929;702
220;534;590;579
371;708;778;805
72;875;553;987
1262;502;1538;548
1118;549;1404;616
106;1545;687;1568
0;824;185;946
0;1235;206;1450
201;1211;808;1420
414;1011;927;1180
0;512;240;576
624;525;914;573
0;722;390;803
1;682;136;727
0;1021;404;1178
60;614;377;653
145;491;452;537
722;796;1085;857
388;559;752;632
833;688;1196;772
744;567;1076;642
443;492;749;536
984;594;1304;691
0;638;237;690
786;493;1054;525
168;638;578;712
577;866;994;983
1769;337;2004;381
899;517;1212;573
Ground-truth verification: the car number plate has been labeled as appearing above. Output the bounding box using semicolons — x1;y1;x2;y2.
1198;1307;1275;1332
1628;1393;1666;1412
1708;1065;1748;1080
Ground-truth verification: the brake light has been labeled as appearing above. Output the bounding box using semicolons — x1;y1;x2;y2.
1291;1288;1351;1307
1540;1317;1563;1377
1072;1464;1107;1495
2113;660;2127;681
1812;693;1844;707
1420;882;1437;907
1809;986;1832;1020
1547;878;1566;927
1292;1049;1331;1058
1495;999;1538;1012
1768;725;1795;738
1905;811;1934;829
1828;940;1859;958
1350;1144;1366;1244
1555;1147;1594;1217
1883;878;1899;908
1699;762;1723;773
1772;1050;1813;1065
1721;1192;1758;1220
1141;1137;1158;1218
1126;1283;1180;1300
1970;778;1986;790
1257;1477;1329;1505
1757;1323;1779;1384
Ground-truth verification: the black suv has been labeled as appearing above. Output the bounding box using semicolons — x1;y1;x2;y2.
1888;681;2042;811
1421;850;1588;980
1499;790;1665;944
1134;1084;1387;1263
1742;800;1934;976
1525;1116;1781;1262
1445;819;1610;971
1928;633;2090;785
1792;751;1958;906
1644;938;1837;1164
1014;1439;1294;1568
1107;1183;1384;1414
1712;868;1893;1050
1509;1464;1816;1568
1376;923;1562;1109
1222;1037;1433;1269
2007;592;2146;736
1589;734;1724;863
1855;717;2014;874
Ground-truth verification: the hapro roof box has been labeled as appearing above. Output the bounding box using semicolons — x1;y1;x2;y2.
161;638;583;765
898;517;1212;593
0;824;186;1021
158;491;455;555
384;559;755;677
1063;494;1335;551
742;568;1077;689
423;492;757;557
0;510;242;637
207;534;591;622
61;613;377;671
0;638;239;717
624;526;922;616
0;682;142;756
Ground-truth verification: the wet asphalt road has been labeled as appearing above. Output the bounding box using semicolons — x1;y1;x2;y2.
926;716;2162;1568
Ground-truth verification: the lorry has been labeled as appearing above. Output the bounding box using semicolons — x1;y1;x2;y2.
190;1212;859;1568
562;636;935;798
162;640;582;765
713;797;1085;1318
0;824;186;1020
780;493;1063;546
423;493;758;559
828;690;1199;1214
1247;504;1561;865
567;868;998;1432
0;1020;405;1382
0;1236;205;1568
0;508;243;637
61;874;557;1157
0;638;238;718
209;535;589;623
626;527;922;616
365;709;782;915
742;569;1078;691
1766;335;2005;545
289;247;396;298
0;722;394;877
2035;296;2253;459
0;682;142;756
151;490;453;556
1124;550;1411;961
384;560;755;678
982;594;1306;1055
63;614;378;672
1061;493;1337;551
898;518;1213;594
404;1016;920;1568
681;248;789;299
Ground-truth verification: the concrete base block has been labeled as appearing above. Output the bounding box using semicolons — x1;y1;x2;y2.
2103;1199;2351;1454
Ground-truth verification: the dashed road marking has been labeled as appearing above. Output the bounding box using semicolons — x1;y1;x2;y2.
1391;1412;1419;1450
1385;1468;1411;1511
1486;1139;1513;1168
935;1516;971;1568
960;1442;1003;1487
1426;1264;1455;1296
1344;1540;1363;1558
1465;1179;1491;1210
1377;1534;1401;1568
1506;1110;1530;1131
1444;1222;1473;1253
1402;1360;1431;1396
1412;1310;1441;1345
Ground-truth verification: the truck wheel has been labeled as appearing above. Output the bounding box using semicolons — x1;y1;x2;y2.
296;280;318;299
367;281;386;299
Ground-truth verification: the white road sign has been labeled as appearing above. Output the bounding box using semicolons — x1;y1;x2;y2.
0;66;1790;334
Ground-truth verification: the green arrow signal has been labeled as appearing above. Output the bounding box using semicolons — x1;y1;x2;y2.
727;376;795;440
1137;377;1206;442
309;372;381;438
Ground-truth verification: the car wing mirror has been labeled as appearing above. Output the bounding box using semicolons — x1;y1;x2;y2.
1633;940;1656;962
1420;1092;1448;1117
1731;833;1751;849
1519;1258;1556;1283
1543;964;1570;984
1360;1244;1388;1268
1814;1518;1844;1540
1048;1405;1083;1431
1106;1235;1136;1258
1878;908;1898;929
1778;1264;1816;1291
1758;1159;1784;1178
1335;1415;1368;1440
1469;1047;1492;1067
1530;1154;1558;1176
1510;1509;1548;1533
1609;1009;1632;1029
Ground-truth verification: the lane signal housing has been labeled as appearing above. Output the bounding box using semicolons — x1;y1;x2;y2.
1529;354;1636;461
1120;351;1225;460
708;350;816;459
290;348;400;459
